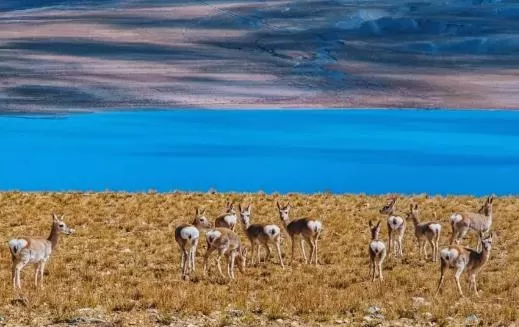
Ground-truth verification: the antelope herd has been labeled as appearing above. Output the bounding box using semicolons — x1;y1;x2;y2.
6;196;496;297
372;195;495;296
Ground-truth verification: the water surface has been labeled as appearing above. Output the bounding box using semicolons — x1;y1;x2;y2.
1;109;518;195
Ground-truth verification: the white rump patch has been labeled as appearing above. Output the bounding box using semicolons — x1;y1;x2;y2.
264;225;280;238
206;229;222;244
428;223;442;234
388;216;404;229
307;220;322;233
180;226;199;241
224;214;237;226
370;240;385;254
450;213;463;224
8;239;28;256
440;248;459;264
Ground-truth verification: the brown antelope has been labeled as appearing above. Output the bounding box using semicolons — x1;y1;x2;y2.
407;204;442;261
175;208;212;278
214;201;237;231
368;221;386;282
276;201;322;265
8;214;74;289
238;204;284;268
203;228;247;279
436;231;493;297
379;197;406;257
450;195;494;250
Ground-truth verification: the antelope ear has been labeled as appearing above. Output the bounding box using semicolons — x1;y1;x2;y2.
276;201;281;210
238;204;242;212
376;221;381;229
52;213;59;222
195;207;200;215
414;203;418;210
200;208;205;214
369;220;373;228
247;204;252;212
409;204;414;210
286;202;291;210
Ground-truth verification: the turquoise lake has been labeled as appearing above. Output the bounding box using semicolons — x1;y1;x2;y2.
1;109;518;195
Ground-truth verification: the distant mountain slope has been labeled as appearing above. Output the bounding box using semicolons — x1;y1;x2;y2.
0;0;118;12
1;0;519;112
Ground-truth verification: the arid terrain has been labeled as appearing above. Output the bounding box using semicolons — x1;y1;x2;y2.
1;0;519;113
0;192;517;326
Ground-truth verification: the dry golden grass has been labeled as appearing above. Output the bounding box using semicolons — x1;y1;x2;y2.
0;192;517;326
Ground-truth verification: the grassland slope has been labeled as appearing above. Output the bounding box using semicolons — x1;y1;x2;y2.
0;192;517;326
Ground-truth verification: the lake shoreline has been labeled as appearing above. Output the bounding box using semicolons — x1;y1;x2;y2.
0;191;508;198
1;106;517;117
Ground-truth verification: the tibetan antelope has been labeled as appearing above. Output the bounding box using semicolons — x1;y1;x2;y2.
276;201;322;265
175;208;212;278
379;197;406;257
203;228;247;279
8;214;74;289
238;204;284;268
214;201;237;231
368;221;386;282
436;231;493;297
407;204;442;261
450;195;494;250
